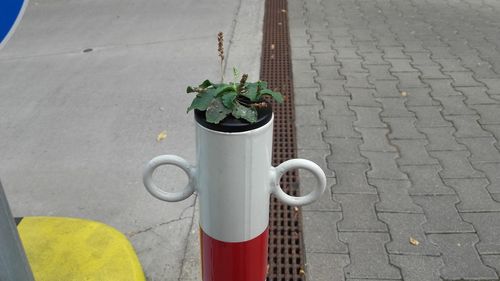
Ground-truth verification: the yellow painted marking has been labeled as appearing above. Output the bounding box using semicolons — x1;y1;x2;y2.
17;217;145;281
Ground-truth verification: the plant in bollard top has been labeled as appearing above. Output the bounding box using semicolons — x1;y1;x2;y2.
186;32;283;124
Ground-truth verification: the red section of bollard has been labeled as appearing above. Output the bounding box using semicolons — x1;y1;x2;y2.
201;227;269;281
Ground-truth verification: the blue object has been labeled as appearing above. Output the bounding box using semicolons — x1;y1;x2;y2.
0;0;27;47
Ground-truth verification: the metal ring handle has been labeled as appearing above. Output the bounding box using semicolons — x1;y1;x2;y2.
271;159;326;206
143;155;196;202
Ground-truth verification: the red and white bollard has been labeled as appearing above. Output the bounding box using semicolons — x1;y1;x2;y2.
143;111;326;281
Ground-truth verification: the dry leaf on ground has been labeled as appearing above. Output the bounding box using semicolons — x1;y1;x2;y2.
156;131;167;142
409;237;420;246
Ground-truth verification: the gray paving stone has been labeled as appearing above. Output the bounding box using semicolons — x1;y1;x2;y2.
377;98;415;117
376;36;404;47
362;151;408;180
315;65;345;81
351;29;375;42
382;46;409;59
409;106;453;128
346;279;400;281
444;178;500;212
326;138;367;163
340;59;368;74
429;233;498;280
457;137;500;163
429;150;485;179
336;47;361;59
298;149;335;177
435;58;469;72
393;72;428;89
360;52;390;65
295;105;324;125
331;163;377;194
456;87;500;105
335;194;387;232
324;116;361;138
344;73;373;89
484;125;500;148
357;128;397;152
433;96;477;116
393;139;440;165
312;42;335;53
387;59;418;73
445;115;492;138
309;31;331;42
347;88;380;107
312;53;340;66
290;35;310;48
318;80;348;96
294;87;321;106
473;162;500;194
339;232;401;280
293;59;316;74
403;41;428;53
355;41;378;54
333;37;355;48
292;47;313;61
425;79;463;97
370;179;423;214
305;253;349;281
427;46;456;59
294;71;317;88
379;213;439;255
478;78;500;95
390;255;444;281
483;255;500;278
419;127;466;151
470;104;500;125
365;65;397;82
445;71;483;87
404;88;441;106
303;211;348;253
462;213;500;254
414;65;452;80
412;195;475;233
373;80;402;98
351;106;386;128
400;165;455;195
321;96;355;116
384;117;426;140
300;176;341;212
406;52;436;66
296;125;329;149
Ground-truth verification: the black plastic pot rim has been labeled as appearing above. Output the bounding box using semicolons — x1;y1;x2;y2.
194;103;273;133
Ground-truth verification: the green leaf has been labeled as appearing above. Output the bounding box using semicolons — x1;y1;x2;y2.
241;82;259;102
259;89;284;103
186;86;196;93
187;88;217;112
198;80;213;89
257;81;268;90
221;91;237;108
215;84;236;96
206;98;232;124
232;102;258;123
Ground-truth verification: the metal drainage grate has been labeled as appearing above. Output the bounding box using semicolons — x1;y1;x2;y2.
260;0;307;280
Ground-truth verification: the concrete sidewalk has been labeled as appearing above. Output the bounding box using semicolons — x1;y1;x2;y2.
0;0;263;280
290;0;500;280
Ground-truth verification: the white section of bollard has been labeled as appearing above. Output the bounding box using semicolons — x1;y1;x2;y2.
195;118;274;242
143;116;327;240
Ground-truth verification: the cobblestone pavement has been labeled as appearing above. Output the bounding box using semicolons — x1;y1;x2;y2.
289;0;500;280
